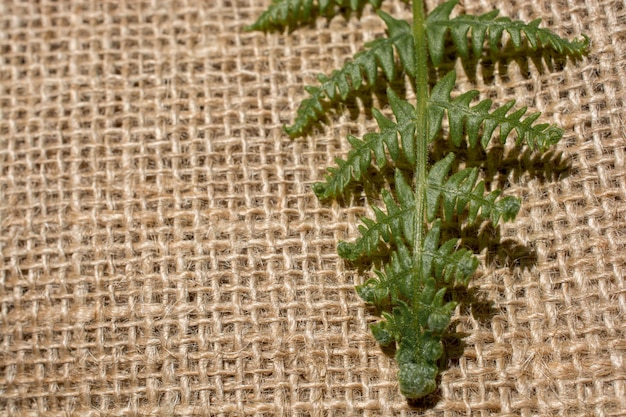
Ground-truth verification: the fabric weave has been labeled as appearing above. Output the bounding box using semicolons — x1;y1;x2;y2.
1;0;625;415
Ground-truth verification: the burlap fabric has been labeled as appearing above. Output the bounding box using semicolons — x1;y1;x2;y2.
1;0;625;415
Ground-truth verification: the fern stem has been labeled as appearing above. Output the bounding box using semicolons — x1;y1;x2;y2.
411;0;429;269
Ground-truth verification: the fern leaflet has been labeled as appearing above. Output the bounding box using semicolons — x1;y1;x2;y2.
246;0;383;32
284;12;414;137
313;89;415;199
426;0;590;66
425;153;521;224
428;71;564;150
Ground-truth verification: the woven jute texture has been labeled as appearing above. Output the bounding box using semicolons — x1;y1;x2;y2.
1;0;625;416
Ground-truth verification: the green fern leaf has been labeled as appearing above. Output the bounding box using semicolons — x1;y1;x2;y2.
379;287;453;343
356;244;413;306
391;279;456;400
246;0;384;32
429;71;564;150
419;219;479;286
285;12;414;137
356;220;477;307
251;0;588;401
395;338;439;398
426;0;589;66
426;153;521;224
337;178;415;260
313;89;416;198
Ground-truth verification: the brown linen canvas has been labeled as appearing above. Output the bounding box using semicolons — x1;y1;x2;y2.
1;0;625;415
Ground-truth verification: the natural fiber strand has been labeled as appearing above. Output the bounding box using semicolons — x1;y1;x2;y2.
1;0;624;415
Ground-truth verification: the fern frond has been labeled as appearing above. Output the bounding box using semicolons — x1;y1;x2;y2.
337;170;415;260
418;219;479;286
251;0;588;401
361;220;470;399
356;218;477;311
246;0;383;32
285;11;414;137
428;71;564;150
360;228;460;398
373;297;443;399
313;89;415;199
356;244;413;307
426;0;589;66
365;274;457;347
425;153;521;224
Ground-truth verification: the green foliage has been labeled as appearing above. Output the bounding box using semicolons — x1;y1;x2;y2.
313;89;415;199
284;12;414;137
265;0;589;137
246;0;383;32
426;0;590;66
250;0;588;400
425;153;521;224
428;71;565;151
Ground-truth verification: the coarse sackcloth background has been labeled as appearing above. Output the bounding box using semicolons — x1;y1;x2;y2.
1;0;625;415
